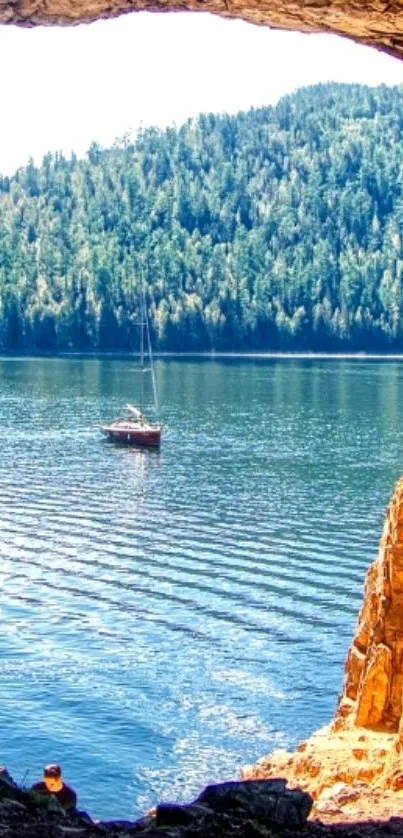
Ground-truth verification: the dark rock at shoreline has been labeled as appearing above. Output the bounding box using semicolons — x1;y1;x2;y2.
2;769;403;838
0;771;313;837
195;778;312;825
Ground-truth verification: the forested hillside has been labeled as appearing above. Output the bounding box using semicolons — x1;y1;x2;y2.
1;82;403;352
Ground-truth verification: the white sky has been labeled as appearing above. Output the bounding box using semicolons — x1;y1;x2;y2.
1;12;403;174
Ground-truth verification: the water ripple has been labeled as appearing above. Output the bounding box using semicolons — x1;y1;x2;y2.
0;357;399;820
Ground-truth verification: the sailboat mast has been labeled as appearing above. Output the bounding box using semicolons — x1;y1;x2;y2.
139;273;145;413
145;303;158;413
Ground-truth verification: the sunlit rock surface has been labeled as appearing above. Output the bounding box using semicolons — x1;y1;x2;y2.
243;476;403;822
335;475;403;734
2;0;403;62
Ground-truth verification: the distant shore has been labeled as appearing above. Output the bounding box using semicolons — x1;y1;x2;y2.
3;350;403;361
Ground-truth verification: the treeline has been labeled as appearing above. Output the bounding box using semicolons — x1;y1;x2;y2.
2;82;403;351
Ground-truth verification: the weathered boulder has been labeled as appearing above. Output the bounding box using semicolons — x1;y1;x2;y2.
194;778;312;826
155;803;215;827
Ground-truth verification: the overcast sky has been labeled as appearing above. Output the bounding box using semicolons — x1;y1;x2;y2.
1;12;403;174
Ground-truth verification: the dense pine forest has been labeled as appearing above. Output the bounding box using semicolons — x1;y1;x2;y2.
2;82;403;352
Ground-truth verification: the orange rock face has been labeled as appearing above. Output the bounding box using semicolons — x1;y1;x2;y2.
243;476;403;823
335;476;403;733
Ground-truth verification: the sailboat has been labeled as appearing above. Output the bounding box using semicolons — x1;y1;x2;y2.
99;282;162;448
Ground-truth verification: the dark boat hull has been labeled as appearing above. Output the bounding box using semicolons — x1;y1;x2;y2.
100;425;161;447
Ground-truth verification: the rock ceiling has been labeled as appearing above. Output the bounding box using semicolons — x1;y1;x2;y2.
1;0;403;61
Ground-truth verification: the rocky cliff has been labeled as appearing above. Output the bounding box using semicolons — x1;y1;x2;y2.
243;476;403;822
334;476;403;736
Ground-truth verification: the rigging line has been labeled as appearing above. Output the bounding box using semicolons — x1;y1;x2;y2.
139;271;145;412
145;294;158;413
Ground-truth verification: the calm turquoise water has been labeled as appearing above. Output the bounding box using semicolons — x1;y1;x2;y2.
0;357;401;819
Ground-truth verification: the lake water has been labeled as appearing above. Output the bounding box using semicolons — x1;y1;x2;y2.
0;356;402;820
